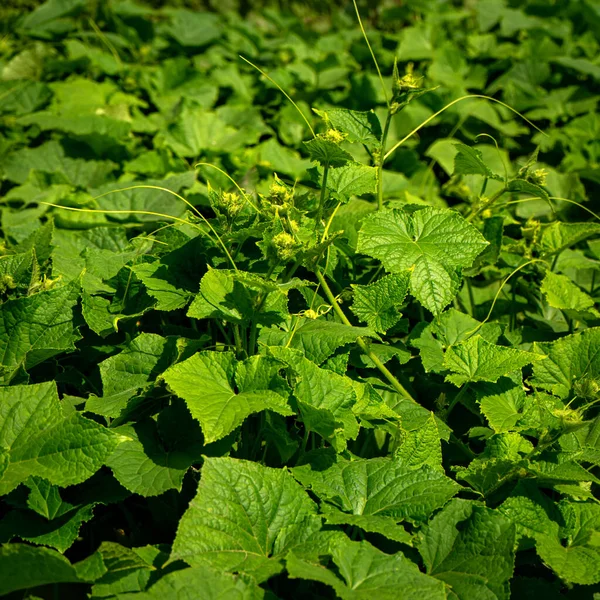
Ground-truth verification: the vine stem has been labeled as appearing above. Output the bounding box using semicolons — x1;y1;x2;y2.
467;186;506;222
316;162;330;227
314;268;417;403
377;110;393;211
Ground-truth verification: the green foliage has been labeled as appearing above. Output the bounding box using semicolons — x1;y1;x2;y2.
0;0;599;597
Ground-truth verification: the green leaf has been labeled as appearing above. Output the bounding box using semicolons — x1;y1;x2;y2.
532;328;600;398
162;352;293;444
358;208;488;315
188;268;288;326
260;318;377;364
313;108;382;148
443;335;543;386
87;333;176;418
162;9;222;47
107;418;199;497
118;565;265;600
304;137;353;167
507;178;549;203
0;280;80;383
170;457;319;582
351;273;409;333
476;376;529;432
3;140;116;187
417;499;516;600
453;143;502;179
293;452;459;524
395;413;443;471
321;509;413;545
539;222;600;256
325;163;378;201
0;543;81;596
287;537;446;600
541;271;599;318
0;382;123;495
536;502;600;585
410;308;502;373
271;347;359;451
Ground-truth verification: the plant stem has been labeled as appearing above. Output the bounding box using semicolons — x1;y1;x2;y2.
467;186;506;222
446;384;470;418
233;324;244;357
314;268;417;403
377;110;394;211
316;162;330;227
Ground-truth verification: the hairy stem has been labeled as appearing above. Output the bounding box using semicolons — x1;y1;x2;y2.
377;110;394;210
314;268;417;403
467;186;506;222
316;162;330;227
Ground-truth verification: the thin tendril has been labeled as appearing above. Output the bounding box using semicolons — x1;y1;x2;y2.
384;94;547;162
40;202;238;271
464;259;545;339
195;162;259;212
352;0;389;107
239;55;316;137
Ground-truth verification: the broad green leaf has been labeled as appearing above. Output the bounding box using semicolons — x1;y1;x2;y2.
304;137;353;167
537;502;600;585
0;544;81;596
453;143;502;179
188;268;288;326
0;280;80;383
162;352;293;444
132;260;195;311
287;537;446;600
351;273;409;333
499;481;561;543
0;382;123;495
532;328;600;398
171;457;319;582
410;308;501;373
395;413;443;471
271;347;359;451
87;333;176;418
325;163;378;201
322;509;412;544
293;453;459;524
3;140;116;187
313;108;382;148
107;418;199;497
162;9;222;47
444;335;543;386
0;499;94;553
476;376;528;432
94;172;195;223
539;222;600;256
541;271;599;318
358;208;488;315
260;318;377;364
0;383;123;494
118;565;265;600
417;499;516;600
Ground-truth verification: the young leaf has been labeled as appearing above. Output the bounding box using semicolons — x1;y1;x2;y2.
539;222;600;256
351;272;410;333
170;457;319;582
453;143;502;179
541;271;599;318
304;137;353;168
162;352;293;444
313;108;382;148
